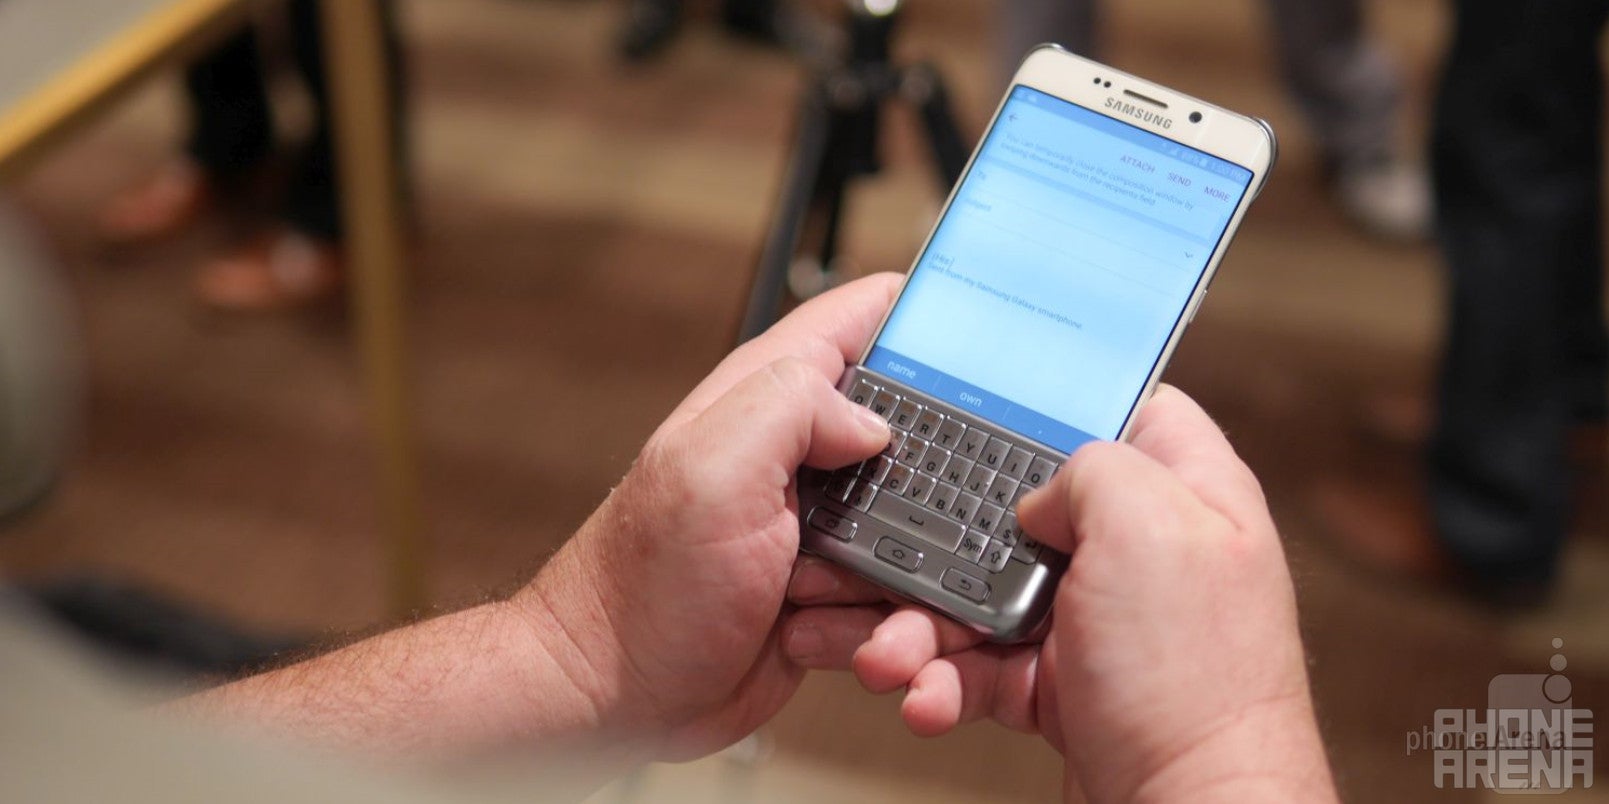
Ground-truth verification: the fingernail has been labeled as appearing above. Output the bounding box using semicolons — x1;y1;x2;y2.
785;623;823;661
853;404;891;439
788;560;840;603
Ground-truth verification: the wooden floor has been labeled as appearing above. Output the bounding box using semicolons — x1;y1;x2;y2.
3;1;1606;801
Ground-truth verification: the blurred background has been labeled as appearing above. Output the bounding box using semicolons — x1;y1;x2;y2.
0;0;1605;801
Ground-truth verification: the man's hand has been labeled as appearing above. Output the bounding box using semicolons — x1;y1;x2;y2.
181;274;902;769
780;386;1337;803
512;274;902;760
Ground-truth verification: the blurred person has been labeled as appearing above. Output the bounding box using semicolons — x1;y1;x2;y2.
1001;0;1431;241
617;0;794;61
1318;2;1607;603
0;275;1339;802
0;201;304;677
0;200;78;522
98;0;405;312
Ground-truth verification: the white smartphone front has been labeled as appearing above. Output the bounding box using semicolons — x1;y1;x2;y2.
864;46;1276;449
799;46;1277;641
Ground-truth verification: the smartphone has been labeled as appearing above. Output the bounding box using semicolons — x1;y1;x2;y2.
795;46;1277;642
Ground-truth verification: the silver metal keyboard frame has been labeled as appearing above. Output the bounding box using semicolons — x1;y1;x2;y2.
797;365;1071;643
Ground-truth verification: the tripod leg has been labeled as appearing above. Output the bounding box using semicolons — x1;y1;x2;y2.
902;63;971;188
736;86;834;344
815;170;849;279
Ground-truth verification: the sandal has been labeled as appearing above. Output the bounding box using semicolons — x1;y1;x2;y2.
194;231;342;312
97;160;213;244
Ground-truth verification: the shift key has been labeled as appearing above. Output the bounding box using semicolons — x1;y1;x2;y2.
868;492;964;551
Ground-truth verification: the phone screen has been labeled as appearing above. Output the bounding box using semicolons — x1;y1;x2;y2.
866;85;1256;453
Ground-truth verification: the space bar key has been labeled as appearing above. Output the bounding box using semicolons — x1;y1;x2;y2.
868;492;965;552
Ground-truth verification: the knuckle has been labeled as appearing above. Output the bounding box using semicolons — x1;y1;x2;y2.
1204;514;1277;571
1148;382;1185;407
631;433;722;518
1066;440;1130;470
631;438;685;502
760;356;819;393
1062;442;1134;499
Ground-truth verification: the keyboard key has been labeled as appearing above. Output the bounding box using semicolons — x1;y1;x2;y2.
913;410;943;440
1011;536;1043;563
848;380;877;406
980;437;1011;469
928;482;960;516
980;540;1012;573
806;507;856;542
997;510;1021;545
1000;447;1033;480
874;537;923;573
1011;483;1031;508
950;492;982;526
883;464;913;495
859;455;893;484
905;473;935;504
845;481;875;512
957;531;988;562
870;390;898;420
940;454;973;486
824;474;855;502
869;490;964;551
973;502;1003;535
957;428;988;459
941;568;989;603
963;464;995;496
985;474;1020;508
897;438;928;468
934;419;966;450
919;448;950;477
880;431;906;460
891;400;922;431
1025;456;1058;487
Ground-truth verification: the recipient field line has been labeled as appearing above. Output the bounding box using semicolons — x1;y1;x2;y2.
970;185;1191;273
970;215;1174;299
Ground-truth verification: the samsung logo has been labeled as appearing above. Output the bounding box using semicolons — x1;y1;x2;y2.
1104;97;1173;129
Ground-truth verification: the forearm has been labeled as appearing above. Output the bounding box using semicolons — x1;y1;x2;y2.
174;599;636;769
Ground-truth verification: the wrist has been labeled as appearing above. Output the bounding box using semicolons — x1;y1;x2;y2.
1121;694;1337;804
502;532;667;763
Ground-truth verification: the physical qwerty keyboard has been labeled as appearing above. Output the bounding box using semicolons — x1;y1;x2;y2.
804;376;1062;575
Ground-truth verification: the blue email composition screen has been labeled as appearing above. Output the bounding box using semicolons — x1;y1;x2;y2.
867;85;1255;453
